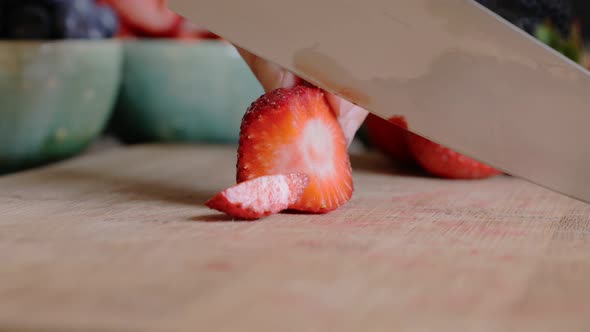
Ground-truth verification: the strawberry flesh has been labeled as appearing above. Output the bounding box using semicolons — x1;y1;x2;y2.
365;114;414;163
206;173;310;220
237;86;353;213
406;132;502;180
173;18;221;40
102;0;182;37
365;113;500;180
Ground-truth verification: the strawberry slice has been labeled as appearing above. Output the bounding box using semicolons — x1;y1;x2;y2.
115;21;137;38
173;18;221;40
406;132;502;180
237;86;353;213
365;113;500;179
206;173;310;220
365;114;414;163
102;0;182;37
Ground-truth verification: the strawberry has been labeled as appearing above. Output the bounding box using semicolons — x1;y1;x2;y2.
174;18;221;40
365;113;500;179
102;0;182;38
237;86;353;213
365;114;413;163
406;132;502;180
206;173;310;220
115;21;137;38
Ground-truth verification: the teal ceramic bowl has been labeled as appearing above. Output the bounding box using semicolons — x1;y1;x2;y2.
111;40;264;144
0;40;123;175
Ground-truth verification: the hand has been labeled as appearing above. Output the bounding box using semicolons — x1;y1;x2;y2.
236;46;368;146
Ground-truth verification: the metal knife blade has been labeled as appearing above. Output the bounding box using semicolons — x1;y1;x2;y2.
170;0;590;203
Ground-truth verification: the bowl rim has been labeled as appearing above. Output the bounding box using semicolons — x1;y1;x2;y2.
120;38;230;46
0;38;231;48
0;39;123;46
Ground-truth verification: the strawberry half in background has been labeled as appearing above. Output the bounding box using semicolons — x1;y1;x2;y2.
365;114;502;180
98;0;220;40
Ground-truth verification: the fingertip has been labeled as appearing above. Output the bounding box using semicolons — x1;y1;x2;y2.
325;92;369;147
234;46;254;68
234;44;300;92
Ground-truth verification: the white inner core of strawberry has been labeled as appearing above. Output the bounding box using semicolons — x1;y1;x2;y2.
298;119;335;178
224;175;292;212
271;119;336;182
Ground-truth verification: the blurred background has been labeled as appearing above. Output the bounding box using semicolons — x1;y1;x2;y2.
1;0;589;176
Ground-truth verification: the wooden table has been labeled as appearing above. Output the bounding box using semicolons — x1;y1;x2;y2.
1;144;590;331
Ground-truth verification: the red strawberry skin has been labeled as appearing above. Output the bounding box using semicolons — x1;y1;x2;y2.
206;173;310;220
365;114;413;163
173;19;222;40
237;86;353;213
365;113;500;180
406;133;502;180
115;21;137;38
102;0;182;38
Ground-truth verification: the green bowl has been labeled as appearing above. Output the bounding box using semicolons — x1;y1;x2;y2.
0;40;123;175
111;40;264;144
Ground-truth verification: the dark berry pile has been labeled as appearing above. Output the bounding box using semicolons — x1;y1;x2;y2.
0;0;118;39
477;0;574;37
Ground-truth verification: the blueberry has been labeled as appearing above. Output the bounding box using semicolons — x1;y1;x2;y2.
55;0;99;39
2;3;54;39
0;0;119;40
92;4;118;38
475;0;499;9
0;5;4;38
55;0;119;39
478;0;574;38
521;0;572;36
517;0;544;12
514;16;543;35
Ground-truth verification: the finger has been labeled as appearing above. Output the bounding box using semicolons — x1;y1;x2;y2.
236;45;367;145
235;46;301;92
326;93;369;147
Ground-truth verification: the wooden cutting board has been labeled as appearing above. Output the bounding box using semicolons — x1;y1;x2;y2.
2;144;590;332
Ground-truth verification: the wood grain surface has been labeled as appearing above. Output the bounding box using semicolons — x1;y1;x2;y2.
1;144;590;332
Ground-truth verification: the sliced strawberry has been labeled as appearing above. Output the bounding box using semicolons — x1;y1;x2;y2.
173;18;221;40
103;0;182;38
115;21;137;38
406;132;502;180
365;114;414;163
206;173;310;220
196;30;222;40
237;86;353;213
365;113;500;179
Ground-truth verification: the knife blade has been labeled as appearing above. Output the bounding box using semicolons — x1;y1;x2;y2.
170;0;590;203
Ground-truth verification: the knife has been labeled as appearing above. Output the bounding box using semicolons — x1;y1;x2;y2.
170;0;590;203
